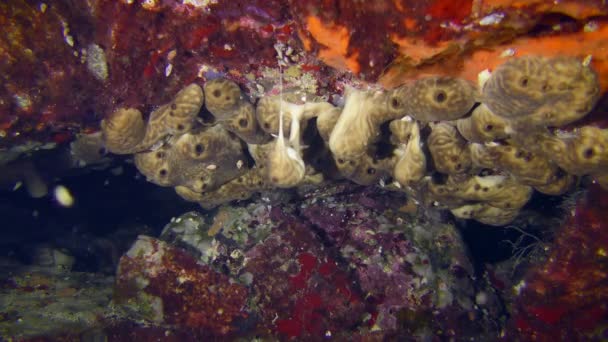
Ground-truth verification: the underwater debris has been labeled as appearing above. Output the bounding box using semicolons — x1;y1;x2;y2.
85;44;109;82
53;185;75;207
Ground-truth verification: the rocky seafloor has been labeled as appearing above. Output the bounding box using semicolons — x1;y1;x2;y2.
1;0;608;341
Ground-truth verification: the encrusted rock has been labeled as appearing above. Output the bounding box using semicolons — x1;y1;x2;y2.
114;235;248;336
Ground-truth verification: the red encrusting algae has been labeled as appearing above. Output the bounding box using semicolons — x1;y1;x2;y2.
507;184;608;340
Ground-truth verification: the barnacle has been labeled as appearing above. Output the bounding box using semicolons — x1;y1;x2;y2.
427;122;471;174
403;76;477;122
456;104;510;143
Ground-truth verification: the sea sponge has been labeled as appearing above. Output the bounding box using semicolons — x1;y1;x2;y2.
427;122;471;174
171;125;240;163
460;175;532;210
101;84;204;154
203;78;245;120
469;143;558;186
134;125;247;191
171;125;248;189
334;152;395;186
255;92;335;136
133;146;173;186
428;174;532;211
101;108;146;154
393;121;427;186
70;131;108;167
451;203;520;226
329;86;407;160
203;78;271;144
100;56;601;226
139;84;204;148
267;100;307;188
403;76;477;122
246;142;273;167
389;117;417;144
373;86;410;122
323;104;401;185
316;106;341;143
217;101;270;144
482;55;599;128
515;57;599;128
533;170;576;195
456;104;510;143
534;126;608;175
175;168;269;209
482;55;553;119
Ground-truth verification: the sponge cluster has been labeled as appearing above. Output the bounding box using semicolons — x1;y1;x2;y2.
101;55;605;225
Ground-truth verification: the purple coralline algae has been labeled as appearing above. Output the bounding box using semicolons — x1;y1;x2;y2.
113;184;502;340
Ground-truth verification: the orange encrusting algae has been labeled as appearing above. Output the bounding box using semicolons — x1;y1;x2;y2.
478;0;608;19
390;33;456;65
303;16;361;74
380;22;608;92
